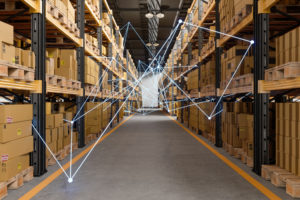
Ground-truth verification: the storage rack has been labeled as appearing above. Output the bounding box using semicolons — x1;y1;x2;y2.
163;0;300;175
0;0;140;176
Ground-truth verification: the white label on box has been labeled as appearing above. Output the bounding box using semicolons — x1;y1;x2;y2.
6;117;13;123
1;155;8;162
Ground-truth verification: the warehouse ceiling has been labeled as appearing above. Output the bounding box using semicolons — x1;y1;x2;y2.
107;0;193;71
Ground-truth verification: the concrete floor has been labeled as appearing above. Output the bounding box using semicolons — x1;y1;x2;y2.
9;112;293;200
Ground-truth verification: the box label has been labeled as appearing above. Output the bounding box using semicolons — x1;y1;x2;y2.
6;117;13;123
1;154;8;162
17;129;22;136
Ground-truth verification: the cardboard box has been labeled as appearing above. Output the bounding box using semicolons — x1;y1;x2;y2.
46;129;52;144
285;137;292;155
46;57;55;75
15;47;22;64
57;126;63;140
0;21;14;45
63;135;70;146
63;123;70;137
285;153;291;171
0;104;33;124
0;121;32;143
0;136;33;160
21;50;35;68
51;127;58;141
54;114;63;128
0;154;29;182
64;112;72;121
46;142;57;159
57;138;63;151
0;42;15;63
46;115;55;129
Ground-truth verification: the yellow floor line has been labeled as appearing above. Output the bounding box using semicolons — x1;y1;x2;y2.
19;115;134;200
166;114;281;200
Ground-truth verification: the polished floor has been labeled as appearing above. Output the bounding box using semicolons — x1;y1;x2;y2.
10;112;292;200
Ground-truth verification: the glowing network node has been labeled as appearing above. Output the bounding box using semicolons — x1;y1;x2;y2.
178;19;183;24
208;117;211;120
68;178;73;183
250;40;255;44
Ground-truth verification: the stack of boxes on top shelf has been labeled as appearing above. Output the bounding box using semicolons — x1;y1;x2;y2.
46;48;77;81
275;26;300;66
103;12;114;39
0;21;35;69
85;56;100;86
219;0;252;34
201;26;215;55
276;103;300;176
47;0;77;33
0;104;33;182
45;103;77;165
222;102;254;166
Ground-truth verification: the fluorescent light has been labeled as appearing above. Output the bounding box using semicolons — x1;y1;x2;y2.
156;12;164;19
146;43;152;46
145;12;154;19
153;43;159;47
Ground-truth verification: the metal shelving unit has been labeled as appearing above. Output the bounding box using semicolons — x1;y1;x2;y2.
163;0;300;176
0;0;140;177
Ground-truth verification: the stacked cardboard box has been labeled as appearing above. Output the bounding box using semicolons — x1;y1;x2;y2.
0;21;35;68
275;26;300;66
187;69;199;90
189;103;199;131
219;0;252;33
221;44;253;83
85;56;100;85
222;102;253;155
46;48;77;80
85;102;102;136
276;103;300;176
0;104;33;182
198;102;215;138
48;0;76;23
200;59;216;87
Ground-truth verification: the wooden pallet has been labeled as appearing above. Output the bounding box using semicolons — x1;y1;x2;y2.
261;165;300;198
0;167;33;200
0;60;34;81
66;80;81;89
265;62;300;81
46;74;67;87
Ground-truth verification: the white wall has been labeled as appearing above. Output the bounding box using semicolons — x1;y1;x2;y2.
140;74;160;108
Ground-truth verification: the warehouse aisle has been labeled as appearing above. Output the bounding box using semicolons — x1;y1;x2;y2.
12;112;290;200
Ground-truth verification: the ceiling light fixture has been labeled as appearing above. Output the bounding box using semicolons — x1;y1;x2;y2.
145;12;154;19
153;43;159;47
146;43;152;47
156;12;165;19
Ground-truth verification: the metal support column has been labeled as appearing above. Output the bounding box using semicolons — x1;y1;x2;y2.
76;0;85;148
31;1;46;176
215;0;222;147
253;0;270;175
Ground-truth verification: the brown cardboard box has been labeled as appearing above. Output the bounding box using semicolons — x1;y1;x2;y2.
15;47;22;64
291;120;297;138
51;127;58;141
54;114;63;128
247;142;253;158
63;123;70;137
0;42;15;63
46;57;55;75
291;156;297;174
284;103;291;120
46;129;52;144
285;153;291;171
0;104;32;124
57;138;63;151
298;159;300;176
284;119;290;137
21;50;35;68
63;135;70;146
57;126;63;140
0;121;32;143
279;135;284;152
291;138;299;158
0;21;14;45
46;115;55;129
64;112;72;121
285;137;292;155
0;136;33;160
0;154;29;182
46;142;57;159
279;151;285;169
